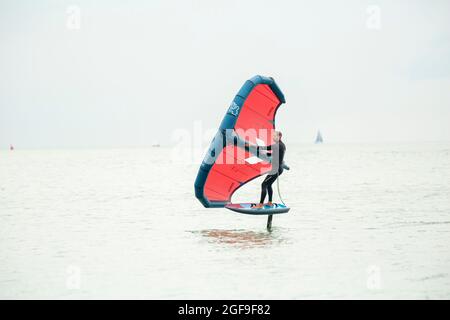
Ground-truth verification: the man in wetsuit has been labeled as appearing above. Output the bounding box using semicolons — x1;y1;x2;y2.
253;131;286;208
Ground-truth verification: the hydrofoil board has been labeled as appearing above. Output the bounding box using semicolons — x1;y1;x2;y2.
225;203;290;215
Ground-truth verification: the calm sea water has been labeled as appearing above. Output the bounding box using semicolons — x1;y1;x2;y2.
1;143;449;299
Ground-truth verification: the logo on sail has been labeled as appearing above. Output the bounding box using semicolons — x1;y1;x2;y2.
227;102;240;116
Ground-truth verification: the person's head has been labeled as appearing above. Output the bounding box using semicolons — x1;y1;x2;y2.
273;130;282;142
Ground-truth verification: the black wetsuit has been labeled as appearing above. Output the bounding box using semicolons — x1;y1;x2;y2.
258;141;286;204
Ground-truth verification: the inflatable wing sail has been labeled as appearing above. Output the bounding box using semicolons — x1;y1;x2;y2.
194;75;286;208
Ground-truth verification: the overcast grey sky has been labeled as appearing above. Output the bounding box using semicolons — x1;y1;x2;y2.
1;0;449;148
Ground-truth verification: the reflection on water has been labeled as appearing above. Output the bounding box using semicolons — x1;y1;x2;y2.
193;229;286;248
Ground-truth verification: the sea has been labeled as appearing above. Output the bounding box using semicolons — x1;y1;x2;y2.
1;143;449;299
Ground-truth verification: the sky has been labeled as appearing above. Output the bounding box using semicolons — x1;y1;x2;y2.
1;0;449;148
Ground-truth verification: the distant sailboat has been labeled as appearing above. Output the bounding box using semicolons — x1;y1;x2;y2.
315;130;323;144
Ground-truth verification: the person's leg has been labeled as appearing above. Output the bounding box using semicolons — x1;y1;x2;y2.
259;188;267;205
266;174;278;204
267;184;273;203
254;176;271;208
259;177;270;204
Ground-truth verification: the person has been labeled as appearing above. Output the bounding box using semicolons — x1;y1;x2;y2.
252;131;286;208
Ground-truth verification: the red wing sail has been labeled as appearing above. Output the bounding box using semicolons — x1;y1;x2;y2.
194;75;285;207
234;84;280;146
203;145;272;202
